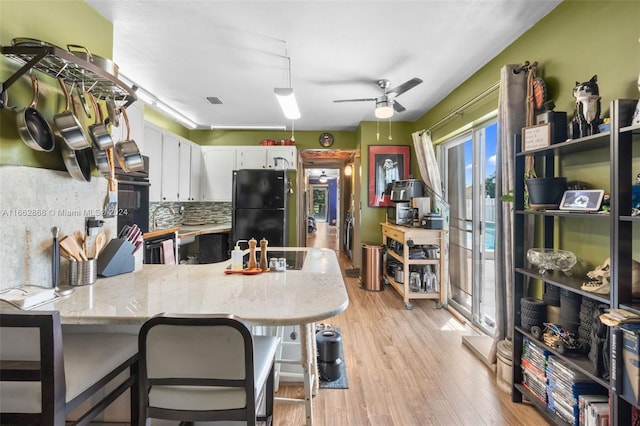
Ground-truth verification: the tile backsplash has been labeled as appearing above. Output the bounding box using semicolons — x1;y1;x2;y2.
149;201;231;230
0;166;117;291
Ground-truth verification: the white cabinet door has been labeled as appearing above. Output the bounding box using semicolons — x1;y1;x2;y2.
237;146;267;169
267;146;297;170
190;142;202;201
202;147;236;202
143;124;163;202
236;146;297;170
178;139;191;201
161;133;180;202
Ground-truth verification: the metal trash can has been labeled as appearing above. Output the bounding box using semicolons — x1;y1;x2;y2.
360;244;384;291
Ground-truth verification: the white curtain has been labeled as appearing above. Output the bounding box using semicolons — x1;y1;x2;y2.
412;130;442;196
412;130;449;301
412;130;449;227
491;65;528;361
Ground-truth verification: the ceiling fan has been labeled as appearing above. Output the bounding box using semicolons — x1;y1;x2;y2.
333;77;423;118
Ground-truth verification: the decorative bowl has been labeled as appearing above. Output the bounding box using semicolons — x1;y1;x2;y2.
526;248;577;276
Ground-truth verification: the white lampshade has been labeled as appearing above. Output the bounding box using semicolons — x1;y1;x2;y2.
274;87;301;120
375;100;394;119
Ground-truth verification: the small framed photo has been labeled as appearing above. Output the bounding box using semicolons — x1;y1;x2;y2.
559;189;605;211
522;123;551;152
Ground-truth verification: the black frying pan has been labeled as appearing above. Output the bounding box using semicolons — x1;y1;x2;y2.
16;74;55;152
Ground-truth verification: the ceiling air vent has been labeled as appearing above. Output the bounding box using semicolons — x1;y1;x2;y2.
206;96;223;105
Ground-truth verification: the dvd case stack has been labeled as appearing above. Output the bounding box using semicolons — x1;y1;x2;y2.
522;337;549;404
546;355;607;425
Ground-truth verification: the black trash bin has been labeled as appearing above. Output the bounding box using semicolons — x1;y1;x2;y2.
360;243;384;291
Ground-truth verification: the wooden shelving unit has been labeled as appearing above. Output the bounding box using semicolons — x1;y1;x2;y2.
512;99;640;425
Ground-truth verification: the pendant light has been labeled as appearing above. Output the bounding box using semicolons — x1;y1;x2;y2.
319;171;328;183
274;42;301;120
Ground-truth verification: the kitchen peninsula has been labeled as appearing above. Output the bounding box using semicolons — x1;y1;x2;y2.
41;247;347;325
33;247;348;426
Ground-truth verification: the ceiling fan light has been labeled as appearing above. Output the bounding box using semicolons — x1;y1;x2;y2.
274;87;301;120
375;101;394;119
319;171;328;183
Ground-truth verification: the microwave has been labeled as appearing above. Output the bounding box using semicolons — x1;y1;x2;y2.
386;202;417;226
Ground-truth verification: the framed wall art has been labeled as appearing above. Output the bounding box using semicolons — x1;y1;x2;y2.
368;145;410;207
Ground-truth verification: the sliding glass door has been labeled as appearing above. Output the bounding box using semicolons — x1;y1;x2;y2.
439;121;498;335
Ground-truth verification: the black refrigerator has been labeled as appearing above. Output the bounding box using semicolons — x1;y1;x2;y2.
232;169;287;249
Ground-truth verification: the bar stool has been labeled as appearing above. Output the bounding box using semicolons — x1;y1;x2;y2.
138;314;279;425
0;310;139;425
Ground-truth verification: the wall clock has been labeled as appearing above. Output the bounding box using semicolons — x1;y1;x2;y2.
319;133;334;147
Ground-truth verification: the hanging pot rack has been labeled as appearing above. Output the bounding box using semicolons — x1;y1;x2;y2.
0;45;136;109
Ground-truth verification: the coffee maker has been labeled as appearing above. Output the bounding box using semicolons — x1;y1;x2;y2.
387;179;424;226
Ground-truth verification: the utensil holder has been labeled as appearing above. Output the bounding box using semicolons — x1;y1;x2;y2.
97;238;135;277
69;259;97;286
60;258;97;286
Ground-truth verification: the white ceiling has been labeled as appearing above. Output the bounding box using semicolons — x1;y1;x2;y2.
86;0;560;132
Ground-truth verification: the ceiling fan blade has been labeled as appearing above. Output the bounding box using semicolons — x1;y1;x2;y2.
333;98;377;103
388;77;423;97
393;101;406;113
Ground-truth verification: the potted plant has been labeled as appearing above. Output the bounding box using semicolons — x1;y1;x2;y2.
525;176;568;210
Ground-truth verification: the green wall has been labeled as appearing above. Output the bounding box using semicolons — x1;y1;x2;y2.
357;120;417;244
188;129;357;150
0;0;113;169
415;0;640;143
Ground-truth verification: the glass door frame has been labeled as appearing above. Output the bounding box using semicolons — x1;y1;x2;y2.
438;119;497;336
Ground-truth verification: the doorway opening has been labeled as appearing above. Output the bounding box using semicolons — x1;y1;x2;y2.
298;149;357;254
306;168;340;251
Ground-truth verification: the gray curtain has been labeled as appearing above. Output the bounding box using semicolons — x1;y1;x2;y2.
491;65;527;361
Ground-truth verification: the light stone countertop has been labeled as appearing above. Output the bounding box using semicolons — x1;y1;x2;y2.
176;222;232;239
34;247;348;326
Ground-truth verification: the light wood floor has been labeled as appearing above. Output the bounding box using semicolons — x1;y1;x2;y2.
272;222;547;425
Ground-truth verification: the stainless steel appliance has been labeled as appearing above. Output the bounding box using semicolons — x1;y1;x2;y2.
115;155;150;235
386;202;416;226
232;169;287;249
390;179;423;202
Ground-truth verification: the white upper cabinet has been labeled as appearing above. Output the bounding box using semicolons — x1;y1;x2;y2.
237;146;268;169
201;146;237;202
237;146;296;170
178;138;191;201
160;132;181;202
143;124;163;202
142;122;202;202
189;142;202;201
268;146;297;170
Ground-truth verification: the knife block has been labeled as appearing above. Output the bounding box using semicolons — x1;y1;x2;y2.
97;239;135;277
